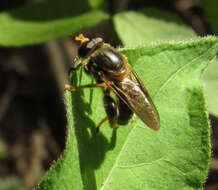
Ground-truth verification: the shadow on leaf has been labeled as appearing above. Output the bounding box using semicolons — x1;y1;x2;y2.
70;69;117;190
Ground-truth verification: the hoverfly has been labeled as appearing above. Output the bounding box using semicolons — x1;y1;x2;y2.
65;34;160;133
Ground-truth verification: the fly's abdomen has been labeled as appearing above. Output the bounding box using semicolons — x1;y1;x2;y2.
117;98;133;125
103;93;118;127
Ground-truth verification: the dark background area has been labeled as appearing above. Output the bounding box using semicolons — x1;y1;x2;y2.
0;0;217;189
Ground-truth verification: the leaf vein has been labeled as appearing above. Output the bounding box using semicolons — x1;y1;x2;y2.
153;44;216;98
117;159;187;176
117;155;167;169
100;123;138;190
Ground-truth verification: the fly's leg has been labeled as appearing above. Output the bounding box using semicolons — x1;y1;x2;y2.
97;96;133;134
96;116;108;134
104;89;119;128
65;60;104;91
95;89;119;134
68;60;88;81
64;83;106;92
95;90;119;134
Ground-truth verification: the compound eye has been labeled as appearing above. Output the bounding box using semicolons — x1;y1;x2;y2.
78;42;90;58
78;37;103;58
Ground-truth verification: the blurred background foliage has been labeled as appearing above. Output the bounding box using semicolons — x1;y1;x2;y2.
0;0;217;189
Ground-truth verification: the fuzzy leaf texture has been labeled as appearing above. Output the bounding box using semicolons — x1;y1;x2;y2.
36;36;218;190
0;0;109;46
202;58;218;117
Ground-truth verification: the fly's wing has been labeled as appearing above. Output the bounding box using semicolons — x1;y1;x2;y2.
101;72;160;131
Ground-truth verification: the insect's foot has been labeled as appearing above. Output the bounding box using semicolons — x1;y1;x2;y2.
64;84;76;91
81;61;88;66
95;128;100;136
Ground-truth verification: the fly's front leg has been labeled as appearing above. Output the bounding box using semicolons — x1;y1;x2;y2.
65;60;103;91
68;60;88;81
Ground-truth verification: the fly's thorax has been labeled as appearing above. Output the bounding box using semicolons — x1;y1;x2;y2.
88;46;132;83
91;47;125;73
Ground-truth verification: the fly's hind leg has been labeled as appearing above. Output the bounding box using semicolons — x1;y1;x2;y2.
96;116;108;134
103;90;119;128
96;89;119;134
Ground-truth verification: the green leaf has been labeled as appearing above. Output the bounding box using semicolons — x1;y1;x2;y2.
202;58;218;117
202;0;218;34
36;37;218;190
113;8;196;46
114;8;218;118
0;0;109;47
